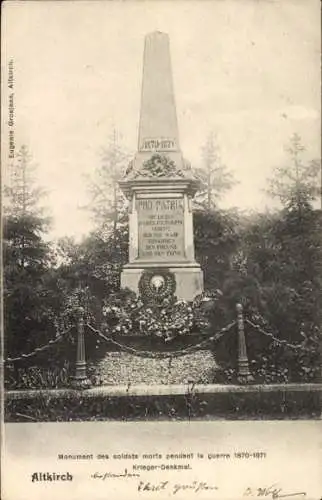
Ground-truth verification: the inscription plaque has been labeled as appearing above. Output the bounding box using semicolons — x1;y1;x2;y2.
140;137;177;152
137;197;185;261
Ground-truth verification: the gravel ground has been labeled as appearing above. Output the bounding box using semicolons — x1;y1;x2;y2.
88;350;218;385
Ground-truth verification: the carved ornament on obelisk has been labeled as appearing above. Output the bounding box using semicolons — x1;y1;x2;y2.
119;31;203;302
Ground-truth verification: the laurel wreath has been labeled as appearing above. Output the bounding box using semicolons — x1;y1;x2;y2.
138;269;176;304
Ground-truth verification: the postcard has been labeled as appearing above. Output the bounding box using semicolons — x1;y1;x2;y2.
1;1;321;499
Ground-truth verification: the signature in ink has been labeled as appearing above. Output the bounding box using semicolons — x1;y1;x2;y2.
172;481;219;495
244;484;307;499
91;469;140;480
138;480;218;495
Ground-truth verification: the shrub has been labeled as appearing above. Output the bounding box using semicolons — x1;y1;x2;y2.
4;361;72;390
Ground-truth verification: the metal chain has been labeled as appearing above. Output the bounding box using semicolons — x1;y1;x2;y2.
86;321;236;359
4;325;74;364
245;318;315;352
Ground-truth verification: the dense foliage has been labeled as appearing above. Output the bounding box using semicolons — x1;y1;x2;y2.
53;221;129;307
239;206;322;342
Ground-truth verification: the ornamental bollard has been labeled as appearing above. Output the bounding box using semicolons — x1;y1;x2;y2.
71;306;91;389
236;303;254;384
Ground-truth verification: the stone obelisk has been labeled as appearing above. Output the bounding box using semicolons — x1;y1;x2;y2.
119;32;203;301
139;32;179;153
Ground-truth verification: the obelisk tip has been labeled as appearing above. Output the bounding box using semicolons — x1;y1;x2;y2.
145;31;169;43
145;30;169;39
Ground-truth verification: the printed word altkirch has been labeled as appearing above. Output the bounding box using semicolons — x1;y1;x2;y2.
31;472;73;482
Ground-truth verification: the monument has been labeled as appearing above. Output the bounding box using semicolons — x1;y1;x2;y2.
119;31;203;301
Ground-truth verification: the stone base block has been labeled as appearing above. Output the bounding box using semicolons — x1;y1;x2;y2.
121;265;203;301
171;266;204;301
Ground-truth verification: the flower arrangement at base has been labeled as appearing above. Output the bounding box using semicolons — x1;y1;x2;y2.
101;289;212;341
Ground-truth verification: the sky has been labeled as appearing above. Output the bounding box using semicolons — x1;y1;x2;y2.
2;0;321;240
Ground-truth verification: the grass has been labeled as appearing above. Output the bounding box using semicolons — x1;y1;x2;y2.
5;387;321;422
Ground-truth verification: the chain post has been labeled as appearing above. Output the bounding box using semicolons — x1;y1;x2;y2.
71;305;91;389
236;303;254;384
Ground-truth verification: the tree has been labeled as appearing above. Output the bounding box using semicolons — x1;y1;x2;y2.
193;132;236;209
4;146;51;267
51;129;132;321
194;207;240;291
3;145;55;356
55;226;128;298
257;133;322;338
267;133;321;211
85;129;131;242
235;204;322;343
